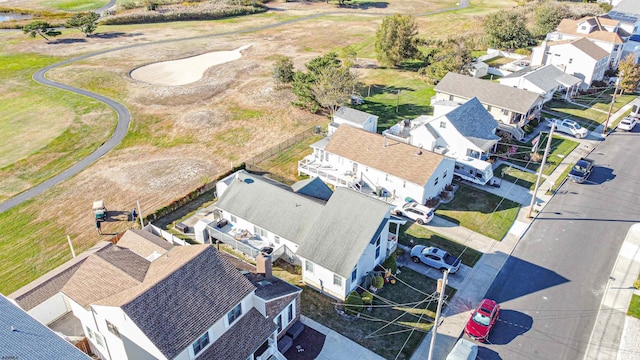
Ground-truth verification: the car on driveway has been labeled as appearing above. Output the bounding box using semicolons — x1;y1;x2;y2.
410;246;461;273
394;202;434;225
464;298;500;342
618;116;637;131
549;118;589;139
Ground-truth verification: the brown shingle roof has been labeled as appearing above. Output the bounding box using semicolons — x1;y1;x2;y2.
116;228;173;258
566;38;610;60
434;72;543;114
62;247;149;307
325;126;445;185
110;246;256;360
198;308;277;360
557;17;624;44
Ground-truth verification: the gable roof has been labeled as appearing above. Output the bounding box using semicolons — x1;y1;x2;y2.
8;241;112;311
609;0;640;22
432;97;500;151
521;65;582;90
434;72;542;114
103;246;256;360
116;228;173;259
556;17;625;43
291;177;333;201
551;37;610;60
0;295;90;360
296;187;391;278
333;106;378;126
325;126;447;185
198;308;277;360
215;171;324;244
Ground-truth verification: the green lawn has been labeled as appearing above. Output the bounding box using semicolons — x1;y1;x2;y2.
545;164;573;195
494;164;538;190
300;267;454;360
356;69;434;131
628;294;640;319
545;92;637;130
436;183;520;240
395;223;483;267
499;134;579;176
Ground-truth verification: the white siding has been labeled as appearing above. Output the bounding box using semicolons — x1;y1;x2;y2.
28;292;70;325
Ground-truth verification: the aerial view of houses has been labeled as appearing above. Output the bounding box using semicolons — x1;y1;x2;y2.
1;0;640;359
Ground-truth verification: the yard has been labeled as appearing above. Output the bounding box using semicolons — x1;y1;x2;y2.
494;164;538;190
436;183;520;240
545;91;637;130
629;294;640;319
499;133;579;176
395;223;483;267
299;268;454;360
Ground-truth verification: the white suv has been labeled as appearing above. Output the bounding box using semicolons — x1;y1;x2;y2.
394;202;434;225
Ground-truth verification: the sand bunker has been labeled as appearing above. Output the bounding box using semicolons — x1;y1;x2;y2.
131;44;251;86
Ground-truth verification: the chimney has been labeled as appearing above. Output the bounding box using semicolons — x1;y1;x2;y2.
256;252;272;278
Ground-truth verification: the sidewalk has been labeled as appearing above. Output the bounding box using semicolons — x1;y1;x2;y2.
301;316;385;360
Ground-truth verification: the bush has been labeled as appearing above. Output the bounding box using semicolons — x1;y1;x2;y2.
382;255;398;274
373;275;384;290
425;198;439;208
120;1;137;9
523;124;534;134
345;291;363;315
634;279;640;290
361;291;374;305
529;118;539;127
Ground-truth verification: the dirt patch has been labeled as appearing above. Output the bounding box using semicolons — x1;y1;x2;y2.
283;326;326;360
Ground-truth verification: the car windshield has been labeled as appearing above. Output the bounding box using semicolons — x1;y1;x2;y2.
472;311;491;326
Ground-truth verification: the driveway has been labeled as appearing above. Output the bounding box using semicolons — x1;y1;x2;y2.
396;243;472;288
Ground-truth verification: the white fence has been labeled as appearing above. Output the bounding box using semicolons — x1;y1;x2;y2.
146;224;190;246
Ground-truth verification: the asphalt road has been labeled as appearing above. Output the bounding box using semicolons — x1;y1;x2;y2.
478;128;640;359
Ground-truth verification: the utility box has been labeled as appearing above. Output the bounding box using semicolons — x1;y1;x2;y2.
93;200;107;222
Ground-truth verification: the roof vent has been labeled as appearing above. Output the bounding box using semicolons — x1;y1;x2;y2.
415;150;422;156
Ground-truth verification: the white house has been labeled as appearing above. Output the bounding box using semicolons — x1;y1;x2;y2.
9;229;300;360
606;0;640;36
433;72;543;140
329;106;379;135
498;65;582;102
547;16;626;68
383;97;499;185
299;125;456;204
531;38;610;90
209;170;403;301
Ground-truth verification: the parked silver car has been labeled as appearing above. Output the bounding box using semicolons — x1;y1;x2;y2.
394;202;434;225
410;245;461;274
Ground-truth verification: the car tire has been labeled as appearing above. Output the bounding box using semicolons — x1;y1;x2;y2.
575;133;582;139
412;256;420;263
417;219;424;225
440;267;447;272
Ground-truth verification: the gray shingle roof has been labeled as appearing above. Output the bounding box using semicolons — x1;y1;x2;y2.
611;0;640;17
0;295;90;360
436;97;500;151
291;177;333;201
434;72;543;114
198;308;277;360
296;187;391;278
117;246;256;360
215;171;324;244
325;126;447;186
522;65;582;91
334;106;378;126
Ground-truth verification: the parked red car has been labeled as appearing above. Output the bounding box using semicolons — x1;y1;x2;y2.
464;299;500;342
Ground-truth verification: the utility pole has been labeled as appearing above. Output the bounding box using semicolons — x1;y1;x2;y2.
427;270;449;360
66;235;76;258
603;76;622;135
528;123;555;218
396;90;401;112
137;200;144;228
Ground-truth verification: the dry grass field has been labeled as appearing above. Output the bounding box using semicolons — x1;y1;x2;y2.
0;0;518;294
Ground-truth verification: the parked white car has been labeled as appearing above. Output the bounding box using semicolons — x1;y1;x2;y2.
618;116;637;131
549;118;589;139
393;202;434;225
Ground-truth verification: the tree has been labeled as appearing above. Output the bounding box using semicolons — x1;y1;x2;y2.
22;21;61;41
375;14;419;67
291;52;344;113
617;54;640;94
533;2;570;38
272;56;294;89
311;65;359;114
66;12;100;36
484;10;534;50
420;41;472;84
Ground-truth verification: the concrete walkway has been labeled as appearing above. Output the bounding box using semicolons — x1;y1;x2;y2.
301;316;385;360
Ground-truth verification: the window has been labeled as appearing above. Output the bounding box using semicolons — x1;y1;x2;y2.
305;260;314;273
254;226;267;238
449;95;454;101
351;267;357;282
440;121;446;128
276;315;282;333
569;58;573;64
333;274;342;287
85;326;94;340
502;109;509;116
230;215;237;223
287;304;293;323
434;177;439;185
228;303;242;324
443;170;448;178
487;105;492;112
614;45;619;51
95;333;105;348
375;237;381;259
274;235;280;244
106;320;120;338
192;332;210;355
